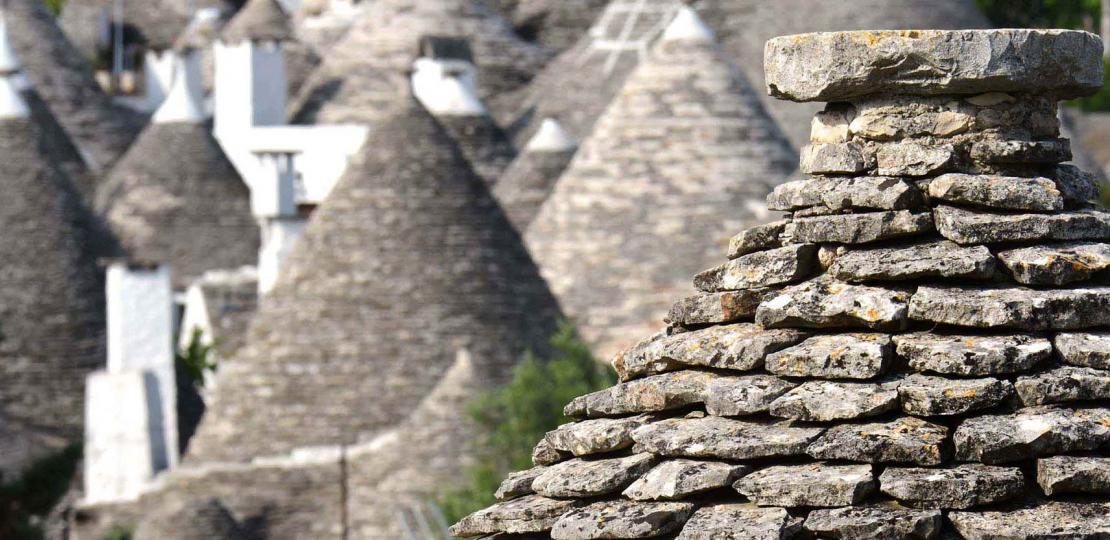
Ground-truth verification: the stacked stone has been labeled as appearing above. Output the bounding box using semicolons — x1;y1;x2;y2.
451;29;1110;540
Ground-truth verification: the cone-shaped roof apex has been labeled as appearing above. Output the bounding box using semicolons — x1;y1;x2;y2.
152;57;205;124
221;0;294;44
525;118;576;153
660;6;714;43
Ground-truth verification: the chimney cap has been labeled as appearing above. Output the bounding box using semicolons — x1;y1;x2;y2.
418;36;474;63
525;118;576;153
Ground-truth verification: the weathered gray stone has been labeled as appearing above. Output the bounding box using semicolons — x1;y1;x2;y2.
496;467;547;500
1014;366;1110;406
665;290;773;327
876;142;954;176
909;285;1110;330
533;439;572;466
631;416;824;460
935;204;1110;244
949;502;1110;540
997;242;1110;285
734;463;875;507
927;173;1064;211
897;374;1014;416
769;379;900;421
812;107;852;143
1055;332;1110;369
786;211;934;244
804;506;943;540
807;417;949;465
451;495;583;537
564;371;715;417
694;244;819;292
757;278;910;330
703;375;797;417
830;240;996;282
727;220;788;258
1055;164;1102;205
676;505;800;540
532;453;657;498
893;333;1051;375
764;30;1104;102
850;98;976;141
623;459;751;501
765;333;892;379
1037;455;1110;495
545;416;651;456
613;324;809;381
878;465;1025;509
550;500;695;540
953;406;1110;463
768;176;923;212
970;138;1070;164
800;142;870;174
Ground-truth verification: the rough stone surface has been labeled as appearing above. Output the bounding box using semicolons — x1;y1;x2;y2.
767;176;923;211
564;371;715;417
631;416;824;460
897;374;1014;416
450;495;582;537
1055;332;1110;369
935;205;1110;244
807;417;949;465
1037;455;1110;495
804;506;943;540
997;242;1110;285
757;278;910;330
676;504;800;540
496;467;547;500
949;502;1110;539
703;375;797;417
800;142;870;174
764;30;1104;102
532;453;657;498
909;285;1110;330
533;439;572;466
969;138;1071;165
875;142;954;176
665;289;773;327
878;464;1026;509
953;406;1110;463
786;211;934;244
694;244;819;292
830;240;996;282
623;460;751;501
734;463;875;507
1014;366;1110;406
1055;164;1102;204
727;220;788;258
550;500;695;540
927;173;1064;211
613;324;808;381
765;333;892;379
769;379;900;421
893;333;1051;375
545;416;651;455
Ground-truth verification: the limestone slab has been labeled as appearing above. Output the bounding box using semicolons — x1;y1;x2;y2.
564;371;714;417
769;379;899;421
496;466;547;500
727;220;788;258
997;242;1110;285
804;506;942;540
702;375;797;417
1037;455;1110;495
927;173;1064;211
897;374;1013;416
665;290;772;327
765;333;892;379
694;244;818;292
631;416;824;460
1055;332;1110;369
969;138;1070;164
830;240;996;282
734;463;875;507
893;333;1050;375
756;278;910;330
878;464;1025;509
545;416;651;456
800;142;870;174
767;176;923;212
1014;366;1110;406
450;495;583;537
875;142;954;176
532;453;656;498
935;205;1110;244
613;324;809;381
953;406;1110;463
786;211;934;244
807;417;949;465
909;285;1110;330
550;500;695;540
1055;164;1102;204
764;30;1103;101
623;459;751;501
949;502;1110;540
676;505;800;540
532;439;571;466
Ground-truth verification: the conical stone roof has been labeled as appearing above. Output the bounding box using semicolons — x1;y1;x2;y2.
133;498;247;540
494;117;577;231
60;0;239;53
185;98;561;463
290;0;550;124
526;10;796;358
221;0;294;44
452;29;1110;539
511;0;609;53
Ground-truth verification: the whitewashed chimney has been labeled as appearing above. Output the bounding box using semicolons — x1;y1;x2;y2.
152;53;206;124
526;118;577;153
251;150;298;218
258;218;306;294
144;49;178;111
213;37;287;139
411;57;485;116
660;6;715;43
0;11;28;120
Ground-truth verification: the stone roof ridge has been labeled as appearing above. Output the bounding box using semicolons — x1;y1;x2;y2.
452;28;1110;540
220;0;293;44
195;265;259;287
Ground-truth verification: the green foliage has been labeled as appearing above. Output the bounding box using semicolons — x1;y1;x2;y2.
43;0;66;16
975;0;1100;29
0;444;82;540
1072;57;1110;112
102;526;132;540
437;322;616;524
176;328;217;388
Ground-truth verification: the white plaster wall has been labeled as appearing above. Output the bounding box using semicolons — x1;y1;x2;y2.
144;49;177;111
213;41;286;138
251;152;297;218
259;218;307;294
83;370;166;504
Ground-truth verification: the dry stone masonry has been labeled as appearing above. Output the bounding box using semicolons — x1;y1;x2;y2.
452;29;1110;540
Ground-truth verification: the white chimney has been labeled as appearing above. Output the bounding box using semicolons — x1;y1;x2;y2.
411;57;485;116
214;38;287;138
258;218;306;295
525;118;577;153
660;6;715;43
251;150;298;218
152;52;206;124
0;10;20;74
144;49;177;111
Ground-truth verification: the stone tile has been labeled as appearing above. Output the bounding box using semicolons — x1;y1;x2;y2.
897;374;1013;416
997;242;1110;285
532;439;572;466
676;504;801;540
875;142;954;176
702;375;797;417
496;466;547;500
550;500;695;540
969;138;1070;164
807;417;949;465
564;371;715;417
1036;455;1110;495
893;333;1050;376
613;324;809;381
665;290;772;327
756;278;910;331
694;244;818;292
631;416;824;461
545;416;651;455
1055;164;1102;205
532;453;656;498
786;211;934;244
800;142;871;174
734;463;875;507
769;379;899;422
953;406;1110;463
804;506;942;540
830;240;996;282
767;176;923;212
1014;366;1110;406
909;285;1110;331
623;459;751;501
727;220;788;258
451;495;583;537
935;205;1110;244
949;502;1110;540
765;333;892;380
927;173;1064;211
878;464;1025;509
1055;332;1110;369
